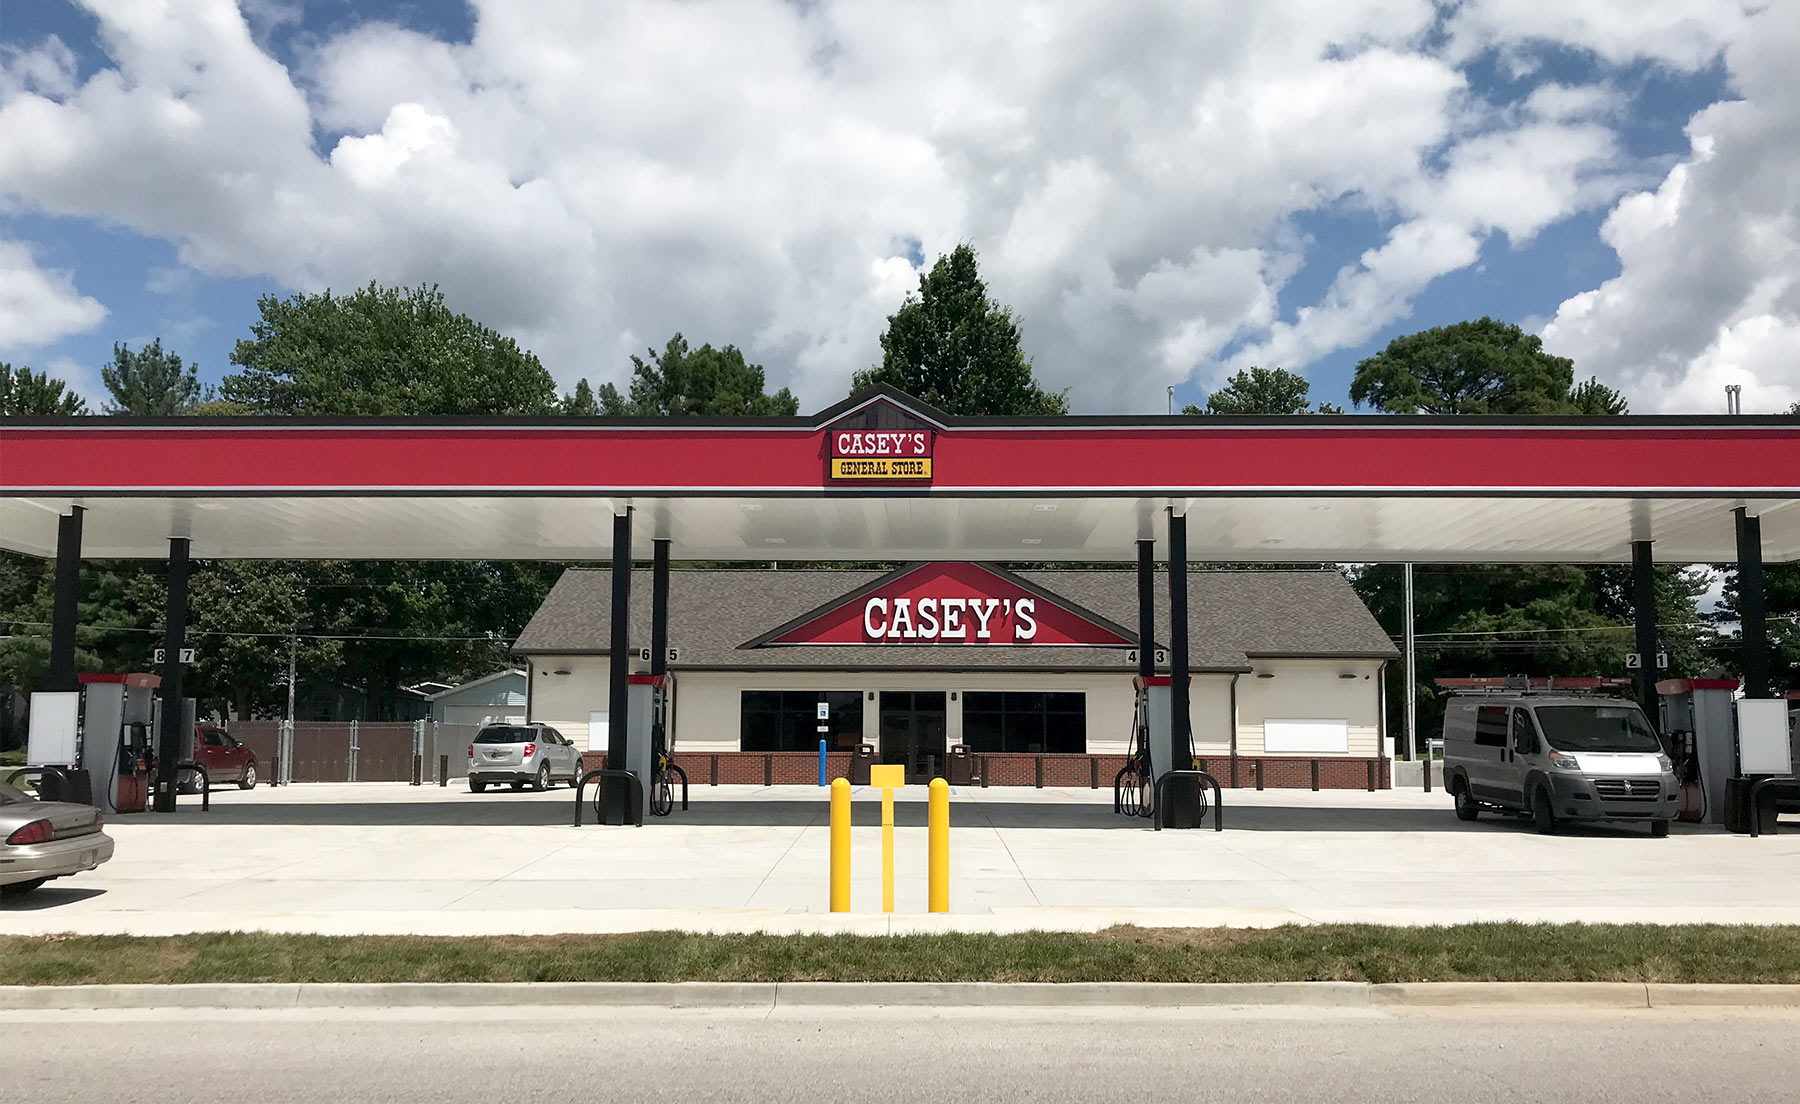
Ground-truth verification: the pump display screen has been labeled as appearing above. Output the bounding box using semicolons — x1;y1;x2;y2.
1533;706;1661;753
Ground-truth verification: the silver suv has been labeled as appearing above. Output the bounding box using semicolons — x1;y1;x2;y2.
466;724;585;793
1442;692;1678;836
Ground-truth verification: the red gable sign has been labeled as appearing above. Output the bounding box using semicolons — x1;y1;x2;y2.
756;562;1135;647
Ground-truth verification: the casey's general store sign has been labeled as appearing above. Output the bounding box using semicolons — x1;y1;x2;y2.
827;428;933;482
757;562;1135;647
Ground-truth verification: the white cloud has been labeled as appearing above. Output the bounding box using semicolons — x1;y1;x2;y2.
1541;2;1800;412
0;0;1784;412
43;355;106;409
0;238;108;352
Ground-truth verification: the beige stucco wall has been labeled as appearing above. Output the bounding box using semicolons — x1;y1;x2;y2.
530;662;1248;756
525;656;611;750
1234;658;1386;757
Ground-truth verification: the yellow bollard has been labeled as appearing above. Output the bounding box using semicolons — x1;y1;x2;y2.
867;764;904;914
928;777;949;913
881;785;896;913
829;777;851;912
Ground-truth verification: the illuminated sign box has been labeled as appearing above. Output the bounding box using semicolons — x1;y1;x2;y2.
828;428;934;483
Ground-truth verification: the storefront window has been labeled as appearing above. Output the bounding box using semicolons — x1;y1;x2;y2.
741;691;864;752
962;691;1085;754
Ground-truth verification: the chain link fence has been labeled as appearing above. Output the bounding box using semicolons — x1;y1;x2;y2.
227;720;486;784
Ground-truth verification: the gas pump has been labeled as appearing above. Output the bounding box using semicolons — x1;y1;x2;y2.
622;673;662;821
76;673;160;815
1656;669;1785;828
1115;676;1177;819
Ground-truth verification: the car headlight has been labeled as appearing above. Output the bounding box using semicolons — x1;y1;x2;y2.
1656;753;1674;773
1548;751;1582;771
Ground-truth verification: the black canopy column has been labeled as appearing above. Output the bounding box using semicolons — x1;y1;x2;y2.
651;538;670;678
1136;539;1155;680
1735;508;1770;698
45;507;84;692
1162;508;1202;827
1631;540;1659;718
597;509;635;824
153;537;190;813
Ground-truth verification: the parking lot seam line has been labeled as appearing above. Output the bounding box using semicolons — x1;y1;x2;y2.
10;982;1796;1012
745;810;824;909
969;799;1042;908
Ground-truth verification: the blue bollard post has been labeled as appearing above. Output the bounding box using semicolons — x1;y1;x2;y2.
819;739;828;786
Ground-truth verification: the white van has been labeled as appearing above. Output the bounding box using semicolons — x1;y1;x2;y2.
1441;692;1678;836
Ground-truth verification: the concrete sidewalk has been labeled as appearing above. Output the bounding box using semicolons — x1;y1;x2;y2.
3;782;1797;936
4;980;1799;1011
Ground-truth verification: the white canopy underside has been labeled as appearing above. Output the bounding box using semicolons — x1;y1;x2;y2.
3;493;1793;563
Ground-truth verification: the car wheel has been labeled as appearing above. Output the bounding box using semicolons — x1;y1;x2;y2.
1452;780;1480;822
470;779;487;793
1;878;48;898
534;763;550;792
1650;819;1671;838
1532;785;1559;835
238;763;257;790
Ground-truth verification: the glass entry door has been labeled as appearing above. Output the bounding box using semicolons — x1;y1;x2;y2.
879;691;948;783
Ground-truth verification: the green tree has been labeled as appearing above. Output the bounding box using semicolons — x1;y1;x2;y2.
0;363;87;415
1350;317;1584;414
561;378;601;416
1183;366;1343;415
853;244;1068;415
596;335;798;416
221;282;558;416
101;339;204;414
1570;376;1629;415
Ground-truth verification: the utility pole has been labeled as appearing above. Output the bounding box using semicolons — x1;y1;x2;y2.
287;633;298;723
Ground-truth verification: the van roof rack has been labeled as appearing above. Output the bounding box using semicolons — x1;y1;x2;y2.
1434;676;1635;696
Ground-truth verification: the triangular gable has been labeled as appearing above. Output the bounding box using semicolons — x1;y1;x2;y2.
745;562;1138;648
808;385;953;431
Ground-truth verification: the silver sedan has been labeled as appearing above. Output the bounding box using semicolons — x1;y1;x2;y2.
0;781;115;898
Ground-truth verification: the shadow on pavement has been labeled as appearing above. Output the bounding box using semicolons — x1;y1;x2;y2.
0;886;106;910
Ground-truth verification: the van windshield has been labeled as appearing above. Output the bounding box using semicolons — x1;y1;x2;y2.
474;726;535;744
1533;705;1661;753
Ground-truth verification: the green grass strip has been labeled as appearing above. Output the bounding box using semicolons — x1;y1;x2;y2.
3;924;1800;985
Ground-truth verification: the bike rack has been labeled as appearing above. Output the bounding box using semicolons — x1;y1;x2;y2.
650;763;689;817
4;765;74;797
176;760;211;812
1152;769;1224;832
573;768;644;827
1747;776;1799;838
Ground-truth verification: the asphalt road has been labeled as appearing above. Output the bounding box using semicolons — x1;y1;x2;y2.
2;1006;1796;1103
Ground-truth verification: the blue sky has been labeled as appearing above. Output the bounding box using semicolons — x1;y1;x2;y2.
2;1;1795;414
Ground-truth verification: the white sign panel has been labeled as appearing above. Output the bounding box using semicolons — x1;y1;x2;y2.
587;711;609;753
26;691;81;767
1263;718;1350;755
1736;700;1793;775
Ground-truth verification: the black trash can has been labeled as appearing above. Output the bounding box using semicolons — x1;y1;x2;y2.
947;745;982;787
1723;776;1780;835
850;745;876;786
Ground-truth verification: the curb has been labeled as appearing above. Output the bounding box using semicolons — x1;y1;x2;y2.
0;981;1797;1012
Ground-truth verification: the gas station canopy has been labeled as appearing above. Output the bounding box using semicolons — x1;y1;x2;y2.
3;388;1797;564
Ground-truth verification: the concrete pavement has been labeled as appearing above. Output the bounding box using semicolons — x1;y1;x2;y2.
3;782;1797;935
3;1004;1797;1103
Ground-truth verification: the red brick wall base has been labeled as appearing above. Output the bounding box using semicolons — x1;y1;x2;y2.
583;750;1391;790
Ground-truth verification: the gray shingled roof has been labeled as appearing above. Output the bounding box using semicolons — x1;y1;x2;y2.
512;566;1396;672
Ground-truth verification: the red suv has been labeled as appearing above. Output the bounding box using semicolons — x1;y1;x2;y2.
186;726;259;791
